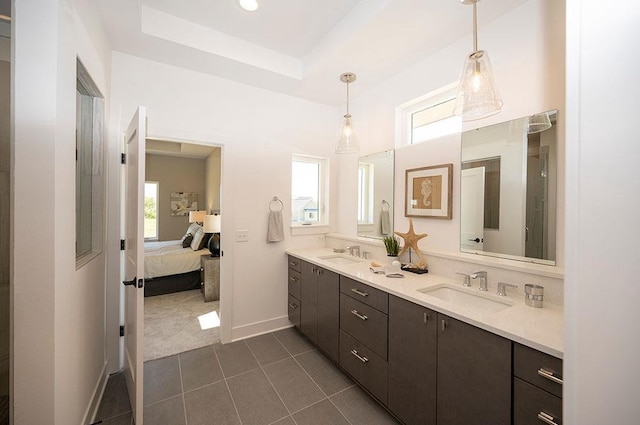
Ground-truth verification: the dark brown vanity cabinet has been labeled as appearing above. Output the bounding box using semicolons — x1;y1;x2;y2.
436;314;512;425
299;260;340;362
388;295;437;425
339;276;389;404
287;256;301;329
514;343;563;425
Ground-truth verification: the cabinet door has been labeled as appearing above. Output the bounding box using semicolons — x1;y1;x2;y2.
316;268;340;362
437;314;512;425
388;296;437;425
300;261;318;344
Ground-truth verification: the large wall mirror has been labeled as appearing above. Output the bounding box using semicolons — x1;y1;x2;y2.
357;150;394;239
460;110;557;265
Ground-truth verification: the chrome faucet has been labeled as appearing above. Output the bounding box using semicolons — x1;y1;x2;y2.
346;245;361;257
455;272;472;287
496;282;518;296
471;271;488;291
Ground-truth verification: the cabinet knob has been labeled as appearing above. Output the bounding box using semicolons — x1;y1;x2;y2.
350;309;368;321
441;319;447;332
288;303;298;309
351;288;369;297
537;412;559;425
537;368;563;385
350;349;369;363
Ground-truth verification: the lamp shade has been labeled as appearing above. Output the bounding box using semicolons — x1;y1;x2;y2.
204;214;221;233
335;114;359;154
188;210;206;223
453;50;503;121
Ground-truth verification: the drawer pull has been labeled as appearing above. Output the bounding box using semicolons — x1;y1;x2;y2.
350;349;369;363
289;276;298;282
350;309;368;321
537;411;558;425
538;368;563;385
289;261;298;267
288;303;298;309
351;288;369;297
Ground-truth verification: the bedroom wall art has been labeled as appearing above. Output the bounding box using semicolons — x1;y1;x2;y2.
170;192;198;216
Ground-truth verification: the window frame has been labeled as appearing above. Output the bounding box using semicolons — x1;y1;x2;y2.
395;82;461;147
291;154;329;234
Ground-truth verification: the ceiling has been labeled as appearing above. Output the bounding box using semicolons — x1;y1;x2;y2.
96;0;527;106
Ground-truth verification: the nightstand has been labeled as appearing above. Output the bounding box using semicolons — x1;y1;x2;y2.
200;255;220;302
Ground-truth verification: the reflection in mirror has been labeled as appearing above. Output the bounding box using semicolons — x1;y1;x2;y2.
357;150;394;239
460;110;557;265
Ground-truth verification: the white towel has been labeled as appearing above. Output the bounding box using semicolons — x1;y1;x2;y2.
380;210;391;235
267;210;284;243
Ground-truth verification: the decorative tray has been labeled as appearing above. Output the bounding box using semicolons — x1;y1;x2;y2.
401;265;429;274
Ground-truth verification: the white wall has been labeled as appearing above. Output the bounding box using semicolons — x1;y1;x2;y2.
205;148;221;213
108;52;339;341
13;0;111;423
564;1;640;423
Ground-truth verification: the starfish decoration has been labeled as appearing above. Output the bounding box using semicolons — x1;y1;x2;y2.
394;218;428;259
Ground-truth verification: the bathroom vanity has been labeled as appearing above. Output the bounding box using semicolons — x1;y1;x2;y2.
286;249;563;425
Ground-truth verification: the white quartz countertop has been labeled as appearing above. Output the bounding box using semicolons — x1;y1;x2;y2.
286;248;564;359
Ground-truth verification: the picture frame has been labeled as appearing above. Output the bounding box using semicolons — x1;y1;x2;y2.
170;192;198;216
405;163;453;219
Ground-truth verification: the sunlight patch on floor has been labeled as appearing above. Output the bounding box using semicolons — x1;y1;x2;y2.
198;310;220;330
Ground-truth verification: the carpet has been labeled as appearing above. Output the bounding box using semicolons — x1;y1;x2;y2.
144;289;220;362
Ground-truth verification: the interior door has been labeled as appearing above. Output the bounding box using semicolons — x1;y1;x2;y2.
123;106;146;425
461;166;485;251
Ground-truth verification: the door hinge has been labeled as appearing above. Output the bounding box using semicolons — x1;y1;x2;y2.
120;239;125;251
121;153;126;164
119;325;125;337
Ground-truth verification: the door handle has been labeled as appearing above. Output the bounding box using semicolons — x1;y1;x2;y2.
123;276;136;286
468;238;481;243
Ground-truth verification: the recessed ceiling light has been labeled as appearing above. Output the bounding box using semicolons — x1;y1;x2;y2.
238;0;259;12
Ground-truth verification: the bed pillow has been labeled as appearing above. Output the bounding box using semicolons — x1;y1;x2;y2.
181;233;194;248
183;222;201;240
190;227;206;251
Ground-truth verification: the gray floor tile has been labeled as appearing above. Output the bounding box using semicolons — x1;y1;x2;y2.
144;355;183;406
273;328;315;356
263;358;325;413
292;399;350;425
96;372;132;420
245;333;291;366
184;381;240;425
331;386;400;425
269;416;296;425
214;341;260;378
100;411;132;425
295;350;353;396
143;395;186;425
179;346;224;391
227;368;288;425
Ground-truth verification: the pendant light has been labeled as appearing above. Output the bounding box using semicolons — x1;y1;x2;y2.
453;0;503;121
336;72;359;154
238;0;259;12
527;112;552;134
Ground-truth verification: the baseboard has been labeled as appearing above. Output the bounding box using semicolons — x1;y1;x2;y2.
83;361;108;425
231;315;293;342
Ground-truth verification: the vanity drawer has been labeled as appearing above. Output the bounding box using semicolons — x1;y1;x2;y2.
340;276;388;313
287;294;301;329
287;255;302;272
288;269;301;299
340;294;388;360
514;343;563;398
339;330;388;405
514;378;562;425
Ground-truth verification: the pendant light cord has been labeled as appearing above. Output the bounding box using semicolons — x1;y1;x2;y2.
472;1;478;52
346;79;350;116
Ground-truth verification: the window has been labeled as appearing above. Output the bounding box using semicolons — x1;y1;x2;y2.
291;155;327;225
144;182;159;240
76;59;104;266
396;82;461;146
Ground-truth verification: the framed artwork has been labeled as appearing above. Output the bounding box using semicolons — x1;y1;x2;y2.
170;192;198;216
405;163;453;219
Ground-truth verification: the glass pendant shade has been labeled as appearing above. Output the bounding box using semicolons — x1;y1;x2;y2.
336;114;359;154
453;50;503;121
527;112;552;134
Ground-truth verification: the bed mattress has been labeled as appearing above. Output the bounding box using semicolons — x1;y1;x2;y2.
144;240;210;279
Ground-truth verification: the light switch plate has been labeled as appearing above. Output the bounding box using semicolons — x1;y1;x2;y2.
236;229;249;242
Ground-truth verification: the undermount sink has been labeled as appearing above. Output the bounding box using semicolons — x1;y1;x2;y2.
318;254;363;265
417;284;513;314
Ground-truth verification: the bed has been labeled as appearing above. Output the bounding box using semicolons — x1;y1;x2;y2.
144;237;210;297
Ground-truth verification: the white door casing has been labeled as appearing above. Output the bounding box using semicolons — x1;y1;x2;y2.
123;106;146;425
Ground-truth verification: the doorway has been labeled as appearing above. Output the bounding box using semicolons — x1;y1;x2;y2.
142;139;222;362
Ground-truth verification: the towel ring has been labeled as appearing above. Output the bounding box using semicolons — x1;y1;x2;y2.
269;196;283;212
381;200;390;212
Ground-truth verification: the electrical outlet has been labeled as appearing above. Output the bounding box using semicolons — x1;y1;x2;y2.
236;229;249;242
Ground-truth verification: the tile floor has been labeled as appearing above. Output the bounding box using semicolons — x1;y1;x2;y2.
95;328;400;425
